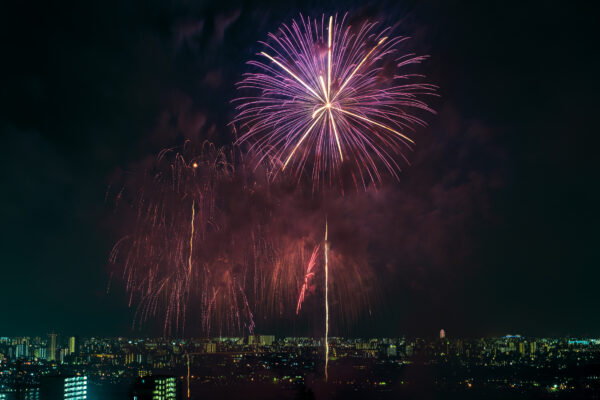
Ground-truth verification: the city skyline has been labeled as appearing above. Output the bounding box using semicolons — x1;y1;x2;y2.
2;332;600;398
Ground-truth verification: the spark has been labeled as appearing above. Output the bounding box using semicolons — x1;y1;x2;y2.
319;76;328;102
332;106;415;144
282;111;325;171
327;16;332;100
188;200;195;276
329;109;343;161
259;52;324;101
333;36;388;101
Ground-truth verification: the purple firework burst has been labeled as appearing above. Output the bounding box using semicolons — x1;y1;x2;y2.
233;13;437;189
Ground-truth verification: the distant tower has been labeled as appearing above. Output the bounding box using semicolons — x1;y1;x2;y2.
439;329;446;339
47;333;57;362
68;336;76;355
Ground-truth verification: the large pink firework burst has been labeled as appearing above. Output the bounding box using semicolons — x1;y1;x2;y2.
234;13;437;189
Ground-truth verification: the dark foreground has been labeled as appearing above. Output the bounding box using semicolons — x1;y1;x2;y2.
90;359;600;399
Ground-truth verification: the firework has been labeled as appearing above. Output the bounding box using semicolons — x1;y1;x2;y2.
233;13;435;379
109;140;376;337
234;14;436;189
109;141;254;335
111;14;434;340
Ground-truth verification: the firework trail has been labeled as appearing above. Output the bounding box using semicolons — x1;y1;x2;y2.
186;352;190;399
234;13;436;189
188;200;195;277
324;220;329;381
296;244;320;315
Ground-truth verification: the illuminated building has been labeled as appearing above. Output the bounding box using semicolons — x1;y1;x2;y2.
386;344;397;357
35;347;47;360
355;342;372;350
519;342;526;356
259;335;275;347
125;351;134;365
247;335;275;346
40;376;87;400
15;343;29;359
60;348;70;364
203;342;216;353
440;329;446;339
530;341;537;355
69;337;76;354
130;376;177;400
46;333;57;362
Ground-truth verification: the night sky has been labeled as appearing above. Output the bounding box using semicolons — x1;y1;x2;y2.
1;0;597;338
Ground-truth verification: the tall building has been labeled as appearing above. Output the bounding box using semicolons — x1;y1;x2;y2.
35;347;47;360
519;342;526;356
46;334;57;362
60;348;69;364
203;343;216;353
68;337;76;355
15;343;29;359
440;329;446;339
130;376;177;400
40;376;87;400
530;341;537;356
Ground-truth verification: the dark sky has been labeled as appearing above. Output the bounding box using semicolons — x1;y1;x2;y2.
1;0;597;338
